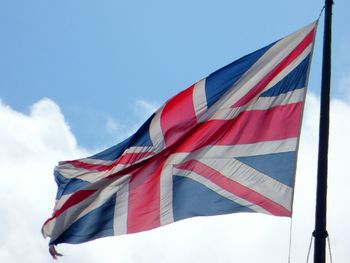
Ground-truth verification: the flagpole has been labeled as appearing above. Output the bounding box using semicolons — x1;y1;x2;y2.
313;0;333;262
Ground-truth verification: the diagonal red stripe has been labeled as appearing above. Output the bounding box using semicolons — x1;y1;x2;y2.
66;160;115;171
118;152;155;165
233;28;315;107
175;160;291;216
44;189;97;225
66;152;155;172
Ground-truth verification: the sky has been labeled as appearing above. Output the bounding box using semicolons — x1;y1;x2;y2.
0;0;350;262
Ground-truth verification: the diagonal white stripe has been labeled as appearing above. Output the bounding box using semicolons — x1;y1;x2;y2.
57;165;108;181
159;137;296;224
199;22;316;123
165;138;298;164
199;158;292;210
248;88;306;111
173;167;271;214
46;175;131;241
210;87;306;120
61;158;114;166
57;164;126;183
256;44;312;96
124;146;155;154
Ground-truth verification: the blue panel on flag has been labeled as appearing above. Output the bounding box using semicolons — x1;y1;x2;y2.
54;171;90;199
236;152;296;187
51;193;117;245
128;113;154;146
260;55;311;97
90;137;132;161
172;176;253;221
205;43;274;108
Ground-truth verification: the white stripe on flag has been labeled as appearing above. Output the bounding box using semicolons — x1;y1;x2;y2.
199;22;316;122
62;158;114;166
192;78;208;121
124;146;155;154
254;44;313;97
159;152;192;225
166;138;298;163
57;166;110;182
159;164;175;226
173;167;271;214
48;175;130;241
210;87;306;120
113;177;130;235
200;158;293;210
149;105;166;151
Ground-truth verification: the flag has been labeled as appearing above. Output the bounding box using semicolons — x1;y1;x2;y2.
42;21;317;250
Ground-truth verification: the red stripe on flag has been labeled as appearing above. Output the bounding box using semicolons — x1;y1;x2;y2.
66;152;155;172
45;190;97;224
127;158;164;233
160;84;197;147
175;160;291;216
177;102;302;152
218;102;302;145
233;28;315;107
66;160;115;171
118;152;155;165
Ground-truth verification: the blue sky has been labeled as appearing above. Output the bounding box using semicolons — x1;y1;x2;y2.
1;0;348;148
1;1;350;262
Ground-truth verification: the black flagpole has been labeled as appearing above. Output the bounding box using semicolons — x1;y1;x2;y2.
313;0;333;262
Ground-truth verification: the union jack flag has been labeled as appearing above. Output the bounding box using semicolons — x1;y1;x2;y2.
42;22;317;251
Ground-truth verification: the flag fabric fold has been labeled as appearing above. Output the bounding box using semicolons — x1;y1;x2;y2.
42;21;317;246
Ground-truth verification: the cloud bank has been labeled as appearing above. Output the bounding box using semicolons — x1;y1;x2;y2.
0;91;349;262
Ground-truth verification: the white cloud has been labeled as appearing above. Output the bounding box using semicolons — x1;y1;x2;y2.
337;72;350;101
1;90;349;262
0;98;89;263
0;98;78;161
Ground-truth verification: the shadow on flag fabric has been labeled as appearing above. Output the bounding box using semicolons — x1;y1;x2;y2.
42;21;318;253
